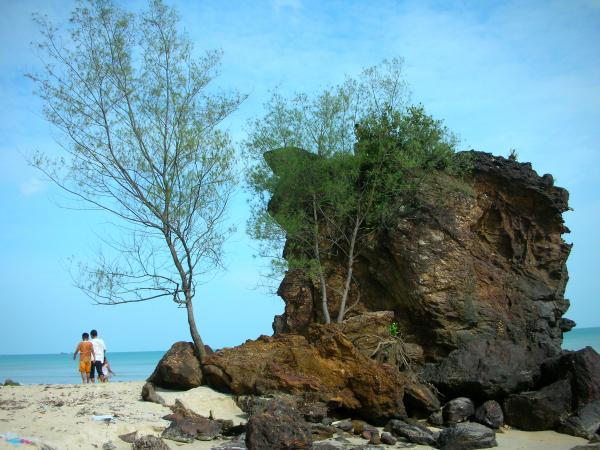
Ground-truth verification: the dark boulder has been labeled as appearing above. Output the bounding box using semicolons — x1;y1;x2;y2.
541;347;600;408
132;435;171;450
147;342;203;390
423;339;541;400
443;397;475;425
558;400;600;440
474;400;504;429
245;399;312;450
437;422;497;450
384;419;438;446
504;378;572;430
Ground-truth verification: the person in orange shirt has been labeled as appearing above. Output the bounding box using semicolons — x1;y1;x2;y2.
73;332;95;384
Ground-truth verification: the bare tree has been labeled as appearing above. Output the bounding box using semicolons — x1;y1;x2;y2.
28;0;244;362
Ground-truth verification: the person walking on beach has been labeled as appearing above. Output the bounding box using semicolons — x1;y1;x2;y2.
73;332;95;384
89;329;107;383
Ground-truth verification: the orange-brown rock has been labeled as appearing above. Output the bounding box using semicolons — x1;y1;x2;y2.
202;324;406;424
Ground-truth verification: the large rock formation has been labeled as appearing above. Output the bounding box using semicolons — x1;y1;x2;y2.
273;151;573;398
148;150;582;435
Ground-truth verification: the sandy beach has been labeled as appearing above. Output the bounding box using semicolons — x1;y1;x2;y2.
0;381;590;450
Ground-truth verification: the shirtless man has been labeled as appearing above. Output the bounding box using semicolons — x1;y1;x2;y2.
73;332;95;384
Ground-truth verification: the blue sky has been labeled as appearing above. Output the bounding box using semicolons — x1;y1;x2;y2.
0;0;598;354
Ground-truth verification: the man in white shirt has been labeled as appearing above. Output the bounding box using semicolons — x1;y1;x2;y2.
90;329;107;383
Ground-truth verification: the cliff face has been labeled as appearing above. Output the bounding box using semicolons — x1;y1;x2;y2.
273;151;573;371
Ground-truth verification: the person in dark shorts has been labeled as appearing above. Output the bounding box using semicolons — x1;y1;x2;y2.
89;329;107;383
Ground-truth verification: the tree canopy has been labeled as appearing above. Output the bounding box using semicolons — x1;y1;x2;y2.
245;59;461;323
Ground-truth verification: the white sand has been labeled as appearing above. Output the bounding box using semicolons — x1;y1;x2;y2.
0;382;244;450
0;382;591;450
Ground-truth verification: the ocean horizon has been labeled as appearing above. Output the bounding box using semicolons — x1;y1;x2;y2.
1;327;599;385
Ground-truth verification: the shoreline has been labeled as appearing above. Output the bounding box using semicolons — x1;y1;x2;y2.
0;382;590;450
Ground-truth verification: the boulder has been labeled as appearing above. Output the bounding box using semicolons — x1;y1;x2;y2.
504;379;572;430
132;435;171;450
423;339;541;400
203;325;406;424
558;400;600;440
443;397;475;425
245;399;312;450
474;400;504;429
147;342;203;390
437;422;497;450
541;347;600;408
384;419;438;446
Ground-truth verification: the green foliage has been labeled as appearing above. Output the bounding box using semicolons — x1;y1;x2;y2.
390;322;399;337
245;59;463;322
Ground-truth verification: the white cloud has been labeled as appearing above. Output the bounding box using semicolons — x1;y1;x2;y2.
20;177;45;196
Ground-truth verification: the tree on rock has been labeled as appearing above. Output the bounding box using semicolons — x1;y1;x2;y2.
245;59;460;323
28;0;244;362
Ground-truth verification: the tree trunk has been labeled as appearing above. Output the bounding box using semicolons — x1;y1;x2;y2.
185;294;207;363
337;215;360;323
312;194;331;324
319;271;331;324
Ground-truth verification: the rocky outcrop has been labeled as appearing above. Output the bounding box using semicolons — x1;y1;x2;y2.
202;324;406;424
273;151;573;400
147;342;203;390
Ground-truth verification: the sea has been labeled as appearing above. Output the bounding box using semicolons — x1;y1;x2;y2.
0;350;164;385
1;327;599;385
